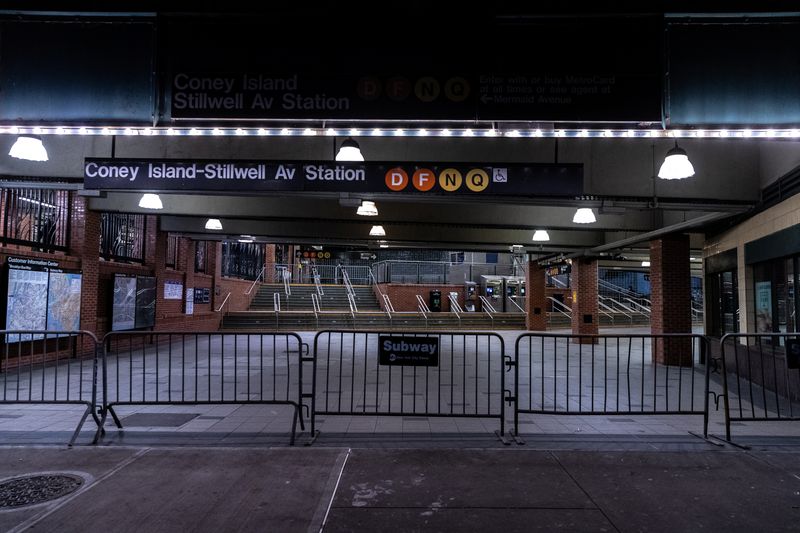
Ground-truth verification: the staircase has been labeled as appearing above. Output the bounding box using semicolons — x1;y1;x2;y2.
222;283;527;331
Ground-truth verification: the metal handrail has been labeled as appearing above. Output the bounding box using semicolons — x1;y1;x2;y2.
282;268;292;296
600;295;638;316
341;267;355;298
415;294;430;317
312;266;324;296
479;296;497;313
546;296;571;319
448;293;462;314
214;292;231;313
347;292;358;319
507;297;526;314
598;300;617;323
624;297;651;315
311;293;321;328
273;292;281;312
245;265;266;295
549;276;568;288
382;294;395;315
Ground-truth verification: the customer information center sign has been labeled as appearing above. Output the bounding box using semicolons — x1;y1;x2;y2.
84;159;582;197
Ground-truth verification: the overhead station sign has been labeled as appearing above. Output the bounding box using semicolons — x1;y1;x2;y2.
84;159;582;197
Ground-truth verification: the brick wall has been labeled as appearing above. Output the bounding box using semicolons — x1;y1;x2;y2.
650;234;692;365
571;258;599;342
525;261;547;330
378;283;464;312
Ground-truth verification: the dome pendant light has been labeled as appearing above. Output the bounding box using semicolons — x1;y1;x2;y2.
356;200;378;216
9;135;48;161
532;229;550;242
658;142;695;180
572;208;596;224
138;193;163;210
335;137;364;161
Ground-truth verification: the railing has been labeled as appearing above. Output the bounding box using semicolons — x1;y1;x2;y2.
282;268;292;296
245;266;266;295
311;293;321;329
373;260;516;284
448;293;462;326
214;292;231;313
340;267;355;298
717;333;800;442
309;330;508;442
273;292;281;312
625;298;651;315
598;299;616;324
479;295;497;313
546;296;571;319
347;292;358;319
512;333;712;439
599;296;634;322
691;305;704;322
415;295;429;328
101;331;306;445
507;297;526;314
382;294;395;325
0;330;102;445
312;266;324;297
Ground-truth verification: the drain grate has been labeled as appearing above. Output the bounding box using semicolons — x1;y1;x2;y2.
0;474;83;508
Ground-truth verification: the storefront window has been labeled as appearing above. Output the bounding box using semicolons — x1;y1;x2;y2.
752;258;800;342
708;269;738;337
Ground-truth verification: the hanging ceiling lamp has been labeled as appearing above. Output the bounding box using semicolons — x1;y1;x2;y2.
658;142;695;180
572;208;596;224
335;137;364;161
8;135;48;161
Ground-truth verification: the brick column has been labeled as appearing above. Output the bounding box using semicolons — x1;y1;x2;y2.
571;258;598;343
69;195;100;340
650;234;692;366
525;260;547;330
179;238;196;315
152;226;168;323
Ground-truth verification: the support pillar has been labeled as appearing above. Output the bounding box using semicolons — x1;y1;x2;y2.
571;258;598;343
70;196;100;338
525;260;547;330
650;234;692;366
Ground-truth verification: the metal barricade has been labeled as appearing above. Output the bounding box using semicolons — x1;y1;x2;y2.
102;331;306;444
718;333;800;441
0;330;102;445
513;333;712;439
310;330;508;442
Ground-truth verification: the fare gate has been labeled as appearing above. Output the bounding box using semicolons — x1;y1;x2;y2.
102;331;306;444
512;333;713;440
309;330;508;442
0;330;102;445
719;333;800;442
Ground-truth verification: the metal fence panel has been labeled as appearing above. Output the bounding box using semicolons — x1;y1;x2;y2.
0;330;101;445
311;330;507;438
102;331;305;444
719;333;800;441
514;334;711;436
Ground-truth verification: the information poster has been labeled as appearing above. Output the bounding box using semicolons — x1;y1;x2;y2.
185;287;194;315
755;281;773;333
112;275;137;331
46;270;82;332
164;280;183;300
6;267;49;341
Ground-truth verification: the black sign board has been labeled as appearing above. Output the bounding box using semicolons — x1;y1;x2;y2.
84;159;583;197
194;287;211;304
379;336;439;367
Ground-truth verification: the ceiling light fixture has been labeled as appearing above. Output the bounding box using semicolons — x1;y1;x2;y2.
532;230;550;242
641;261;651;267
138;193;163;210
572;208;596;224
335;137;364;161
369;225;386;236
658;142;695;180
8;135;48;161
356;200;378;216
205;218;223;230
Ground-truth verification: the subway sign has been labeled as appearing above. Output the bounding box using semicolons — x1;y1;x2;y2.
84;159;582;197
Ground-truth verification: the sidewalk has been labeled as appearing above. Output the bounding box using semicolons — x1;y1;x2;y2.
0;443;798;532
